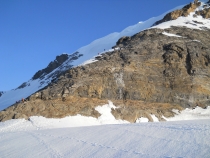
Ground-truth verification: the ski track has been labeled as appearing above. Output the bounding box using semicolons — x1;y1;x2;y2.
24;131;162;158
0;120;209;158
26;131;64;158
105;123;210;157
34;131;190;158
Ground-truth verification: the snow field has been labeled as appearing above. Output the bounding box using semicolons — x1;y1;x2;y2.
0;102;210;157
0;119;209;158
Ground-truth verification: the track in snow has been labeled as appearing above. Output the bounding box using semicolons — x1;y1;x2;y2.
0;119;209;158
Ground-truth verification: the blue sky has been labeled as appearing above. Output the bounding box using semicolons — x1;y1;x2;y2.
0;0;193;91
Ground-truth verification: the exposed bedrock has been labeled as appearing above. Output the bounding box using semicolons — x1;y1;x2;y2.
1;26;210;122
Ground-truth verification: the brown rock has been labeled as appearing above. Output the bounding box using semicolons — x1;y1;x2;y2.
1;26;210;122
196;8;210;19
153;1;201;26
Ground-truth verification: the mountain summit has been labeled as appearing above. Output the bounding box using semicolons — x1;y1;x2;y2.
1;0;210;122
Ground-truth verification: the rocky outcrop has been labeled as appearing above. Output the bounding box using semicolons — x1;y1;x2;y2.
32;54;69;80
195;7;210;18
0;97;102;122
153;0;201;26
27;52;83;90
1;26;210;122
0;91;3;97
16;82;29;89
0;98;182;122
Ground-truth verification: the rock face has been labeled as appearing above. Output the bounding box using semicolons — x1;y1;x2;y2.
14;52;83;90
196;7;210;18
0;91;3;97
16;82;28;89
1;26;210;122
154;0;201;26
32;54;69;80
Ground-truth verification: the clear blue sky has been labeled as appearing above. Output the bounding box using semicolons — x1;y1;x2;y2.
0;0;193;91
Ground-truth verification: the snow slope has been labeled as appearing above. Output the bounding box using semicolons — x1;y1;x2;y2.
1;0;210;110
152;1;210;30
0;101;210;157
0;119;209;157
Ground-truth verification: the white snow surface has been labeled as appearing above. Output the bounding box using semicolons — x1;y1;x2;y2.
152;1;210;30
0;102;210;158
1;0;210;110
135;117;149;123
162;31;183;37
165;106;210;121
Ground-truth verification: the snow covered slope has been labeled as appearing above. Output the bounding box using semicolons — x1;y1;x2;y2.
0;101;210;157
0;118;209;158
1;0;210;110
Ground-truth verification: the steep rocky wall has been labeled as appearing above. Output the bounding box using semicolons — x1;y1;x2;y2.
32;54;69;80
1;27;210;122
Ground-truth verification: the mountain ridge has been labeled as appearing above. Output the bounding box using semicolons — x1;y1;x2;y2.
0;3;177;109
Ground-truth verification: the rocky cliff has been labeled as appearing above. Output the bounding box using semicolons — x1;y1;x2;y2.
32;54;69;80
1;0;210;122
154;0;210;26
0;92;3;97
